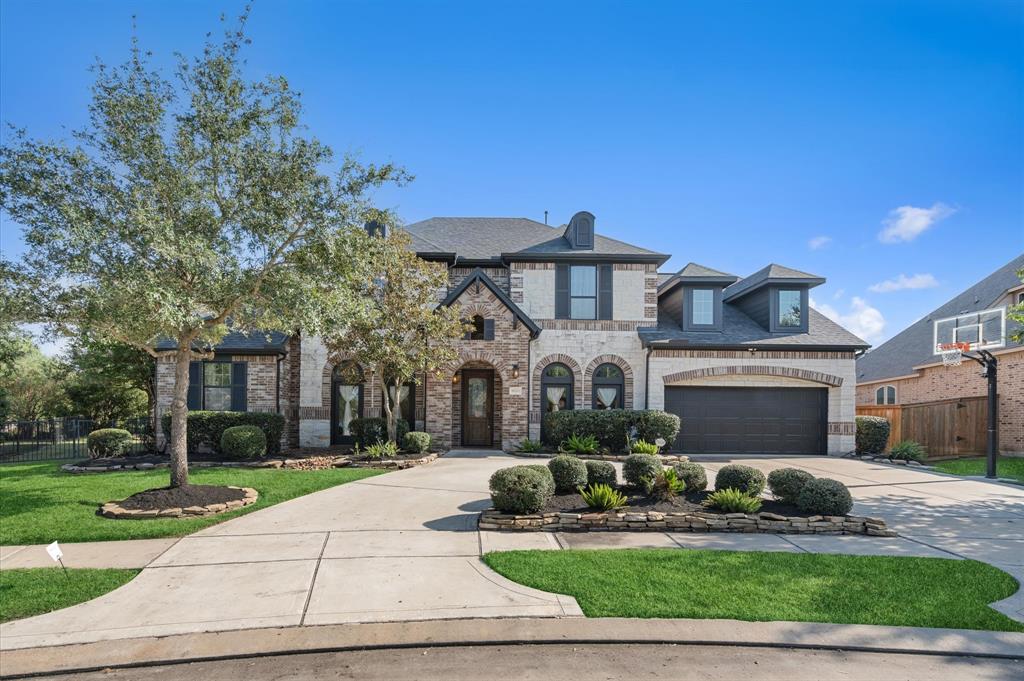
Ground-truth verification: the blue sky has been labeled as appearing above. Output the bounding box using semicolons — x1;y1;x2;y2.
2;0;1022;353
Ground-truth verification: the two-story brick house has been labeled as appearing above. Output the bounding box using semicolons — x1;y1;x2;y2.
155;211;868;455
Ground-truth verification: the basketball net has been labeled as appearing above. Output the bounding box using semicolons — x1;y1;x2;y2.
939;342;970;367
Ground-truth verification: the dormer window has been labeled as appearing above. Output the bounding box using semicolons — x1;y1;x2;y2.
691;289;714;325
777;290;803;328
565;211;595;250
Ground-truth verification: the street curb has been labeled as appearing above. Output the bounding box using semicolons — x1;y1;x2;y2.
2;617;1022;678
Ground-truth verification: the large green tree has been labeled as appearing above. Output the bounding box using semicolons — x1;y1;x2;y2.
0;11;404;485
0;342;68;421
322;225;467;444
62;335;153;425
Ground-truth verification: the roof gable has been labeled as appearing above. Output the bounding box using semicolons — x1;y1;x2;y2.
439;268;541;337
724;263;825;302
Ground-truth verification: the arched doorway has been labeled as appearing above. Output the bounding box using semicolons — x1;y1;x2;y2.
452;360;502;447
330;361;364;445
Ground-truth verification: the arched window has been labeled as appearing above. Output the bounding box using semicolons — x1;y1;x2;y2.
469;315;485;340
592;363;624;410
875;385;896;405
541;363;574;413
331;362;364;443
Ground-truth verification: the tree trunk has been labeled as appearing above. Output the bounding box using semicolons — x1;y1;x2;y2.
169;347;191;487
382;378;397;444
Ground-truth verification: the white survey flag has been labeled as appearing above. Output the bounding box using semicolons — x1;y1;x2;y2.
46;541;63;562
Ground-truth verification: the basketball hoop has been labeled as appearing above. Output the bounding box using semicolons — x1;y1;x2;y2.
939;342;970;367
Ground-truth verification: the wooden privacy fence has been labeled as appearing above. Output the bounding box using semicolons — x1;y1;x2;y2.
856;396;989;459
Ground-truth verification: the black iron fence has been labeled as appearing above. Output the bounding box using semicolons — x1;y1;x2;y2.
0;417;154;462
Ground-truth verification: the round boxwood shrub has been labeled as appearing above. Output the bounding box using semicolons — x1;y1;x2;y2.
403;431;431;454
623;453;662;489
548;455;588;493
797;477;853;516
714;464;766;496
585;460;617;487
86;428;134;459
489;465;555;514
856;415;890;455
220;425;267;459
767;468;815;505
672;462;708;492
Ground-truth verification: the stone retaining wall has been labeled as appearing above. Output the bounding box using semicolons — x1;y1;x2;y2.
479;509;896;536
100;487;258;519
509;451;690;464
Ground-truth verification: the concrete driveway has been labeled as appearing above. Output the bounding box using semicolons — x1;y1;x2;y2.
0;450;581;650
1;452;1022;651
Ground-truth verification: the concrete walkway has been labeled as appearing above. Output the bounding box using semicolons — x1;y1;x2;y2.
2;452;1022;652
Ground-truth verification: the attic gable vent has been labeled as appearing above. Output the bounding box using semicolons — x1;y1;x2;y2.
565;211;595;250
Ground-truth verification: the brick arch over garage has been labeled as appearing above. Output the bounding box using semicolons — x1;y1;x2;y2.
532;353;583;414
583;355;635;409
662;365;844;387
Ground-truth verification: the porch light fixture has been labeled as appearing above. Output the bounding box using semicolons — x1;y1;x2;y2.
452;373;460;385
511;364;519;379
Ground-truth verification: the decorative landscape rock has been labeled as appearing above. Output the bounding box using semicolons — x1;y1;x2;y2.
63;451;441;473
100;486;258;519
479;508;896;536
511;451;690;464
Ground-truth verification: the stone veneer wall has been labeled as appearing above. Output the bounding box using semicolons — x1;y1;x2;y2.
856;347;1023;453
647;349;858;455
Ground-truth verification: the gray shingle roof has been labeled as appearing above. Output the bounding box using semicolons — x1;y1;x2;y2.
403;217;668;263
155;330;290;353
723;263;826;302
639;305;868;349
856;254;1024;383
658;262;739;291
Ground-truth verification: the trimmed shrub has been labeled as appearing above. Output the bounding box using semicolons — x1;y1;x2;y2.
797;477;854;516
161;411;285;456
890;440;926;462
542;410;680;452
703;488;762;513
585;460;617;487
404;431;431;454
548;455;588;493
767;468;815;505
856;416;890;455
714;464;766;496
672;462;708;492
349;417;409;446
580;483;628;511
489;465;555;514
560;433;599;455
86;428;134;459
219;425;267;459
623;453;662;489
630;439;659;454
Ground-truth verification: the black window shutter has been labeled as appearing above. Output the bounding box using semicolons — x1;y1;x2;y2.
231;362;248;412
483;318;495;340
598;264;613;320
187;361;202;410
555;264;570;319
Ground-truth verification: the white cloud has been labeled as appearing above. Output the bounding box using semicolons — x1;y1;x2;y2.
811;296;886;342
808;235;832;250
832;288;845;300
878;202;955;243
868;273;940;293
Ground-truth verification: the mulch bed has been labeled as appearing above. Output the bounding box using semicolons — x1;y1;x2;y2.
75;452;234;467
544;488;805;517
117;484;247;511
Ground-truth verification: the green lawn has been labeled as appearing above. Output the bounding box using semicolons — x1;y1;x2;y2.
932;456;1024;484
0;461;384;545
483;549;1024;632
0;568;140;622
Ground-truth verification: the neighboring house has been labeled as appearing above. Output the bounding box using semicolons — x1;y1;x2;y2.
855;254;1024;454
155;211;869;455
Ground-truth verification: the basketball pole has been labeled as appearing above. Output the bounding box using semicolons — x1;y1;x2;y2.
965;350;998;479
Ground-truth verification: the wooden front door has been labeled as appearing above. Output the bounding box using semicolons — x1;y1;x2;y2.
461;369;493;447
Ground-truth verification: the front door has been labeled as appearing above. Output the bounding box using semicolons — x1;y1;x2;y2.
461;370;493;447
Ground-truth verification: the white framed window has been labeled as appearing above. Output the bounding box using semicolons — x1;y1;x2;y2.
691;289;714;325
569;265;597;320
203;362;232;411
875;385;896;405
778;290;802;328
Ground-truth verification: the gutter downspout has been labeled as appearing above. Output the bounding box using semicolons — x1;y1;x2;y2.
644;345;652;409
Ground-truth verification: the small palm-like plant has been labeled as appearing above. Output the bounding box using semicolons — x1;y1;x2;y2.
579;483;628;511
630;439;659;454
561;433;599;455
517;438;543;453
364;440;399;460
703;488;762;513
651;467;686;501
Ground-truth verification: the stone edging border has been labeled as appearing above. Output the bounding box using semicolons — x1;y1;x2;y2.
508;451;690;464
479;508;896;536
63;452;441;474
99;486;258;519
850;453;930;468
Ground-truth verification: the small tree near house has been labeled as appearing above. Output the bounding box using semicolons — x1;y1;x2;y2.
322;225;468;444
0;11;405;486
1010;268;1024;344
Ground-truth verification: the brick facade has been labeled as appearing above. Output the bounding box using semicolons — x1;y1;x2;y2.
856;347;1024;453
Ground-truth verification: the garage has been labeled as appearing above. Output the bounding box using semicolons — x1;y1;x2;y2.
664;386;827;455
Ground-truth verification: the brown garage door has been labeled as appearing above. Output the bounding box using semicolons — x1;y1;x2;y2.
664;386;827;455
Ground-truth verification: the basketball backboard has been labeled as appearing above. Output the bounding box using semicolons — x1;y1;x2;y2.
933;307;1006;355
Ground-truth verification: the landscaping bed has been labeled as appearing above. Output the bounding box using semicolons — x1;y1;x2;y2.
99;485;258;519
510;451;689;464
62;450;441;473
